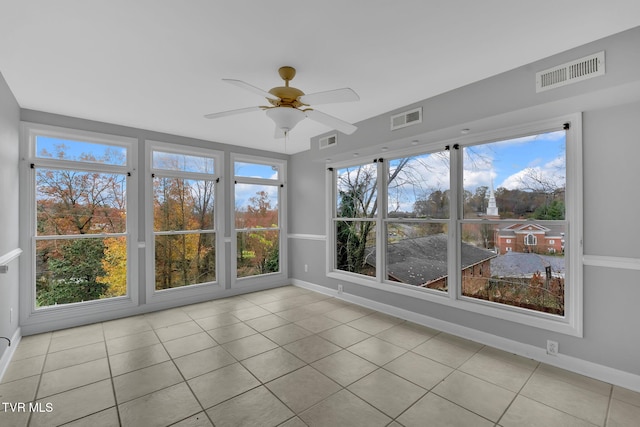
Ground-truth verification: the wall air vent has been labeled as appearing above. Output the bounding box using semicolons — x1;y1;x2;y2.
319;134;337;149
390;107;422;131
536;51;605;93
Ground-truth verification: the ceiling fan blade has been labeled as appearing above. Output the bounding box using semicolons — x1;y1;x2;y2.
204;106;263;119
298;88;359;105
305;109;357;135
223;79;280;101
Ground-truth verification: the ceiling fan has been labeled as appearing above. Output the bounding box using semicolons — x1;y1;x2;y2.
205;66;360;138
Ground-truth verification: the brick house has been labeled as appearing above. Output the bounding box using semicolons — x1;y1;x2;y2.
494;223;565;255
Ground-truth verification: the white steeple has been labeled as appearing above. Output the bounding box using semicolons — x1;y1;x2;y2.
486;174;499;217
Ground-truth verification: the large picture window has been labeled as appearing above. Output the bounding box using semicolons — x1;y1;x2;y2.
233;156;284;280
148;144;221;292
25;126;135;309
459;130;568;316
329;116;582;335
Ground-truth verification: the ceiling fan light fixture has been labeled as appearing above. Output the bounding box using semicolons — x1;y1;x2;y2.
266;107;306;133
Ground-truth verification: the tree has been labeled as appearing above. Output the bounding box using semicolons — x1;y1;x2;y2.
35;143;127;306
531;199;565;220
336;159;411;275
153;176;215;289
98;237;127;297
37;239;108;306
238;191;279;277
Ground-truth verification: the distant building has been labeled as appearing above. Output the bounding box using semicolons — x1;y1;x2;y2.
494;223;565;255
367;234;496;291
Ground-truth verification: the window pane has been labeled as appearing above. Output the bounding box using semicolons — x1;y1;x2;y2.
155;233;216;289
235;184;279;229
336;164;377;218
153;177;215;231
236;230;279;278
152;151;215;174
461;222;565;315
36;168;127;235
35;237;127;307
463;131;566;219
234;161;279;180
335;220;376;277
386;222;448;292
36;136;126;166
388;151;450;218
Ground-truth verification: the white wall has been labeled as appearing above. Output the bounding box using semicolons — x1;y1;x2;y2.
0;72;21;363
289;27;640;382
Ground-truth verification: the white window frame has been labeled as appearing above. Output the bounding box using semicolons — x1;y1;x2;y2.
525;234;538;246
145;141;224;304
327;114;583;336
19;123;139;326
231;153;287;289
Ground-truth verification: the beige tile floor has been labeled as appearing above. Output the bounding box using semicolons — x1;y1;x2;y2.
1;285;639;427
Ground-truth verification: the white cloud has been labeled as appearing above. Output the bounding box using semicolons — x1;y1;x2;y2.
499;155;566;191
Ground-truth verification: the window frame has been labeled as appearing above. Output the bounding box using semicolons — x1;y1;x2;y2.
145;141;224;304
231;153;287;288
327;114;583;336
20;122;139;324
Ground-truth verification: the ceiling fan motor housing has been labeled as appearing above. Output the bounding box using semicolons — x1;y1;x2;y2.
268;86;305;107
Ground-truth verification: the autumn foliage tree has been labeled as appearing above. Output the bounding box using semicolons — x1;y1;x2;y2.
236;190;279;277
35;145;128;306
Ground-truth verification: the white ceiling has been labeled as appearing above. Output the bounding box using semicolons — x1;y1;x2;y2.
1;1;639;154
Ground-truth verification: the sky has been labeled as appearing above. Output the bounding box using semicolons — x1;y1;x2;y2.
344;130;567;213
36;136;281;209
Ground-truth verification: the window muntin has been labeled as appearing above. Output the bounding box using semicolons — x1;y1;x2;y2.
150;146;219;291
30;131;131;309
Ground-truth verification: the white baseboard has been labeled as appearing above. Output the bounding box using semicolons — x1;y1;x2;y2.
291;279;640;393
0;327;22;383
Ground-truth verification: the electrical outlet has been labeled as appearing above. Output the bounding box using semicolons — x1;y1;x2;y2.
337;284;343;294
546;340;558;356
304;264;308;273
10;308;13;324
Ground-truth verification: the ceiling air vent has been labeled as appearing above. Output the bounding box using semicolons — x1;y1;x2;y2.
319;134;337;149
390;107;422;130
536;51;605;93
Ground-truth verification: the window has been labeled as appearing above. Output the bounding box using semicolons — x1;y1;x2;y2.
385;151;451;292
24;125;136;310
334;163;378;277
460;129;569;317
233;156;285;281
328;115;582;335
147;143;221;293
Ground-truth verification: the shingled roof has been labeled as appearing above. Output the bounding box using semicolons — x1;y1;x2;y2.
367;234;496;286
489;251;565;278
